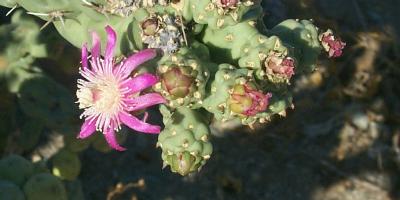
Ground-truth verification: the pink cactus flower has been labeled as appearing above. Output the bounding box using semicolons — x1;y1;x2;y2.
319;29;346;58
76;26;166;151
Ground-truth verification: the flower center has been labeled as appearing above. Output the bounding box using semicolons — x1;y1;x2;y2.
77;76;122;116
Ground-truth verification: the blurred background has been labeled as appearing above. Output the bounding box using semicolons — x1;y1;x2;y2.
1;0;400;199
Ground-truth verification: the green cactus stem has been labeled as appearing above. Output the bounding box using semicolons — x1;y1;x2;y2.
64;133;91;153
0;154;34;186
16;119;44;152
154;46;212;108
0;180;25;200
268;19;322;72
23;173;68;200
51;149;81;181
203;64;279;125
178;0;262;29
17;75;75;129
158;106;212;175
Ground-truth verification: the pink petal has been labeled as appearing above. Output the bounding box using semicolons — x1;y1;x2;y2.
91;31;101;60
123;73;158;94
105;26;116;60
126;93;166;112
81;44;88;70
78;119;96;139
121;49;157;77
104;127;126;151
119;112;161;134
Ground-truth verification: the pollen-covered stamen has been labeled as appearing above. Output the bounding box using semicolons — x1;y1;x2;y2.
77;64;128;132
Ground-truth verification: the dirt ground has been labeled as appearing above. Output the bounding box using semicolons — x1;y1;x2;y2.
77;0;400;199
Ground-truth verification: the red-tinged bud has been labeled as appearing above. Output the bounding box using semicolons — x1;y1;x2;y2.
217;0;239;8
319;29;346;58
264;52;295;80
228;83;272;116
161;66;195;99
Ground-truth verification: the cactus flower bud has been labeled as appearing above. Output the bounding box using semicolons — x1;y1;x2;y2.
167;152;198;176
264;52;295;82
141;17;160;36
161;66;195;99
217;0;239;8
319;29;346;58
228;83;272;116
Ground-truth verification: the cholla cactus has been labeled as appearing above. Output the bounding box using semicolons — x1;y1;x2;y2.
1;0;345;175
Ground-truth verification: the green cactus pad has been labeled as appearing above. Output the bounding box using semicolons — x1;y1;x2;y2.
4;61;42;93
202;64;291;125
51;149;81;181
0;10;47;63
158;106;212;175
180;0;262;29
0;0;17;8
0;154;34;186
0;82;16;152
0;180;25;200
16;119;44;152
64;133;91;153
17;75;75;129
268;19;322;72
64;180;85;200
23;173;68;200
32;161;50;175
201;20;259;63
